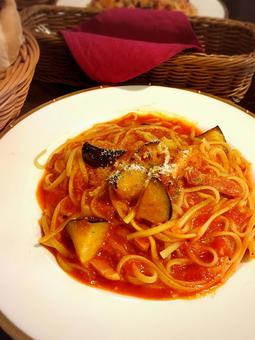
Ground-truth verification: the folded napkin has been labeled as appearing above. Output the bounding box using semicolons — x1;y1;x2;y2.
62;8;203;83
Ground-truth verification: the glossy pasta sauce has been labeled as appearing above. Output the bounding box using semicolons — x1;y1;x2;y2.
37;113;253;299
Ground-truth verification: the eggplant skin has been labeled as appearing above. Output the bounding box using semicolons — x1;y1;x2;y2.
198;126;226;142
66;219;109;265
136;178;172;224
111;165;147;201
82;142;126;168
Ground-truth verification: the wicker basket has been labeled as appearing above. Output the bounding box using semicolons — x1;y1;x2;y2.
17;0;57;10
0;29;39;130
21;5;255;102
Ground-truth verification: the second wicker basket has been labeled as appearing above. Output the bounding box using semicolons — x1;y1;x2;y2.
21;5;255;102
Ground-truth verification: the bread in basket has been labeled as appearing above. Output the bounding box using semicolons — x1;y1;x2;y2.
0;0;39;130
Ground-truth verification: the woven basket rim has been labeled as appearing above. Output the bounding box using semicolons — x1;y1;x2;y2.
20;4;255;27
20;4;255;100
0;28;40;130
21;4;255;60
1;85;255;138
0;29;40;95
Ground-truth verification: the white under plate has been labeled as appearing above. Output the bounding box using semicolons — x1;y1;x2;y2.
0;86;255;340
57;0;227;18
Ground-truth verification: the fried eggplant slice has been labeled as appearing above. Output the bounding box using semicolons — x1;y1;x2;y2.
66;219;109;264
82;142;125;168
136;178;172;224
198;126;226;142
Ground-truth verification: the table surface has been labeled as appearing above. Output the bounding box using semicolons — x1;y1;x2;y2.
1;0;255;339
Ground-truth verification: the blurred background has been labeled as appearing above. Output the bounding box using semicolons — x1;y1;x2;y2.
223;0;255;22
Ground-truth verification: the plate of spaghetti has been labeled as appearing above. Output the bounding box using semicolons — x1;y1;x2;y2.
0;86;255;340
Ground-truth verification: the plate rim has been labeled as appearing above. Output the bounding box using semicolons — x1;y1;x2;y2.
218;0;229;18
1;85;253;141
191;0;229;18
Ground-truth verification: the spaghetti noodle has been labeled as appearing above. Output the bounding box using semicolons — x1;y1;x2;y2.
36;112;255;299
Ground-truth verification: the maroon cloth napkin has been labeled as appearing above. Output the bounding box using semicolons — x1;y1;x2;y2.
62;8;203;83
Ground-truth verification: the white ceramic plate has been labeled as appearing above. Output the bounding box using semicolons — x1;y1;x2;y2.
192;0;227;17
1;86;255;340
57;0;227;18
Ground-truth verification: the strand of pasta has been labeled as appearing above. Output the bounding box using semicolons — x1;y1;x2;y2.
209;147;230;172
108;186;128;219
69;164;80;206
40;213;82;243
135;130;158;142
228;175;249;200
130;220;143;232
123;209;136;224
56;253;90;274
199;138;210;155
208;141;229;147
80;190;91;216
49;197;67;231
117;254;195;291
190;126;196;139
203;157;228;174
43;170;66;190
232;162;247;180
160;241;182;259
164;231;197;239
211;231;242;265
195;200;238;239
66;147;78;177
40;213;50;235
245;165;255;191
218;215;230;231
247;229;255;258
54;158;65;173
177;198;212;229
132;263;158;284
44;173;53;186
203;165;221;176
154;238;227;290
134;125;173;133
119;128;138;148
34;149;47;169
230;211;255;238
181;221;193;233
184;186;220;203
90;190;108;219
174;190;185;213
165;256;221;287
78;149;88;184
186;246;219;268
218;231;250;283
169;130;186;149
154;233;176;242
166;258;192;273
149;237;210;290
172;203;184;217
248;192;255;211
40;214;73;258
81;125;123;140
112;129;126;144
127;220;176;240
212;197;228;212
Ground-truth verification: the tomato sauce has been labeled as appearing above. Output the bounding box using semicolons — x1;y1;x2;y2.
37;114;248;300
